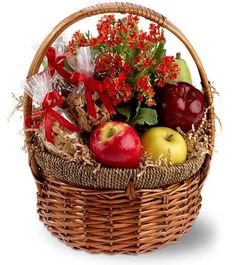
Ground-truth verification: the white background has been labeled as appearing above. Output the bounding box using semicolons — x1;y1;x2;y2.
0;0;235;264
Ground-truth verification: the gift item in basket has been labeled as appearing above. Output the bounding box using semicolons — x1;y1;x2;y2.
52;77;74;109
46;36;76;104
44;116;82;157
67;89;111;133
23;2;215;255
156;81;206;132
67;47;115;132
24;71;82;159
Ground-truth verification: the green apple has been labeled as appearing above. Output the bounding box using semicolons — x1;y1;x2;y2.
169;52;192;84
141;127;187;165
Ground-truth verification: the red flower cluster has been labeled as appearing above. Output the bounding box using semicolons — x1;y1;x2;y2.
103;72;132;105
134;75;156;107
69;15;179;107
69;31;87;51
156;56;179;87
95;54;126;78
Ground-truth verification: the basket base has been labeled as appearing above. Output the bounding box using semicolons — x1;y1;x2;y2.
37;172;202;254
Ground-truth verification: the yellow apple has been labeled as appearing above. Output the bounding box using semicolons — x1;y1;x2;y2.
141;127;187;165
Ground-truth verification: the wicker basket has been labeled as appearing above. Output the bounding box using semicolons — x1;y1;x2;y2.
23;2;215;254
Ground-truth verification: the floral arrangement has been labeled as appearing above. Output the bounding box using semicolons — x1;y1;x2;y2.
70;15;178;103
68;15;179;125
24;14;207;168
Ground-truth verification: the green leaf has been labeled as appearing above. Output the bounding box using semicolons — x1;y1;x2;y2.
124;47;140;66
163;48;167;57
127;77;135;86
114;45;123;54
63;58;73;73
42;57;48;70
153;41;165;62
93;43;108;53
133;68;149;83
130;108;158;126
84;30;92;40
116;106;131;122
133;101;141;119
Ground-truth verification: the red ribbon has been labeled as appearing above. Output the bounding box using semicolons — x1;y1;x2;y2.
46;46;115;119
46;47;78;85
25;91;81;144
71;72;116;119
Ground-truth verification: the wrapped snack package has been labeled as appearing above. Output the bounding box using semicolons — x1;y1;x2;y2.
45;36;75;109
67;47;114;133
25;71;82;159
52;77;74;109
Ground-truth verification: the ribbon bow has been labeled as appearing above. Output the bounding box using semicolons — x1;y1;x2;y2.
25;91;80;144
71;72;116;119
46;47;77;85
46;46;116;119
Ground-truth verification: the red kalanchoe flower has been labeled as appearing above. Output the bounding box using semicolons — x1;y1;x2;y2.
137;94;144;102
102;72;132;106
156;56;179;87
68;14;179;108
134;75;156;106
69;31;88;52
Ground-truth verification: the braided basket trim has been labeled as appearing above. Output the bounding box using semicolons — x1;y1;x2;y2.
35;149;205;189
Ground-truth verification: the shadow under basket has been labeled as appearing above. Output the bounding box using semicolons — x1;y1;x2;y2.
23;2;215;254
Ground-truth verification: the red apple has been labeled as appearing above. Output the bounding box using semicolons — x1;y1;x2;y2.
156;82;205;132
89;121;141;168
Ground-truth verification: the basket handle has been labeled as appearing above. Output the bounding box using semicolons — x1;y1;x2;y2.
23;2;215;188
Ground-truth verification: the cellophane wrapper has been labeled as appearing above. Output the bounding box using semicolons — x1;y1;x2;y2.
67;47;111;132
51;36;75;108
25;71;82;159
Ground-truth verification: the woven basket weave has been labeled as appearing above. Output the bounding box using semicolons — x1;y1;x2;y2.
34;150;206;190
23;2;215;254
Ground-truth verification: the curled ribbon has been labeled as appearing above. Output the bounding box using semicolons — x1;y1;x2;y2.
71;72;116;119
25;91;81;144
46;47;78;85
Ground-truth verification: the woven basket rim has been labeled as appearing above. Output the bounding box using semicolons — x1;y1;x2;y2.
35;149;205;190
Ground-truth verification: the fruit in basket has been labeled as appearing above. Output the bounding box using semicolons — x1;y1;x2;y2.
169;52;192;84
89;121;141;168
141;127;187;165
156;82;205;132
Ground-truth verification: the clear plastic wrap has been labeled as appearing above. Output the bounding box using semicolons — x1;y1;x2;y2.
25;71;82;159
50;36;75;107
45;36;76;110
67;47;112;133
